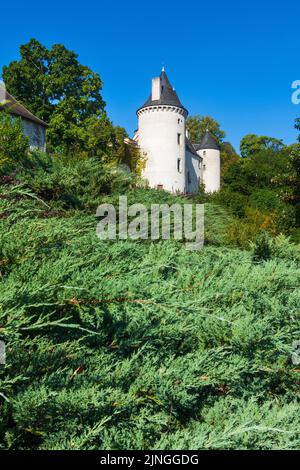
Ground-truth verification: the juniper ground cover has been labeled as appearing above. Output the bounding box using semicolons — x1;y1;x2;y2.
0;167;300;450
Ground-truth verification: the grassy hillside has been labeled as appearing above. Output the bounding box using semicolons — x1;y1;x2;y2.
1;178;300;450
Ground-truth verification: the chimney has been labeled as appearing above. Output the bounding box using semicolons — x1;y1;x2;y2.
152;77;161;101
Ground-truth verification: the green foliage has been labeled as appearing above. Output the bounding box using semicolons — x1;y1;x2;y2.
0;165;300;450
240;134;285;158
1;42;300;449
295;118;300;142
2;39;104;124
214;147;296;235
224;208;277;249
18;156;138;211
223;149;289;195
211;188;248;218
273;144;300;226
2;39;111;158
2;39;144;168
0;114;30;174
220;142;239;181
252;232;272;262
249;188;281;212
186;115;225;146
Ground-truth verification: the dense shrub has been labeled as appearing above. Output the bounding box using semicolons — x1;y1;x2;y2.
223;149;289;194
0;114;30;174
225;208;278;248
1;147;300;450
14;156;138;211
249;188;281;212
211;189;248;218
0;181;300;450
252;232;272;262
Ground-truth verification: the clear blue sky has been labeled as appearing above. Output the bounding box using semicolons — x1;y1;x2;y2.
1;0;299;151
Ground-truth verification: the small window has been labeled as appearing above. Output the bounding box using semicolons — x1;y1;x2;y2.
178;118;180;124
157;184;164;190
187;171;191;184
177;133;181;145
203;151;206;156
177;158;182;173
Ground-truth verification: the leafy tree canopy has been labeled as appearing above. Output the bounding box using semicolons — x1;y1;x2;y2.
223;148;289;195
186;115;225;146
273;144;300;225
2;38;105;123
2;39;142;168
220;142;240;181
240;134;285;158
295;118;300;142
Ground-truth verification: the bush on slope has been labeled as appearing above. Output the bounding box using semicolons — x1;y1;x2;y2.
0;184;300;450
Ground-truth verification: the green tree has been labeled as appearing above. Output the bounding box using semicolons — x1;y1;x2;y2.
273;144;300;225
186;115;225;145
2;39;104;123
220;141;239;181
240;134;285;158
295;118;300;142
223;148;289;195
2;39;107;155
0;114;29;174
3;39;144;170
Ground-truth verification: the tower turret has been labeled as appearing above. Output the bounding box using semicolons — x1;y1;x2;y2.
196;130;221;193
137;69;188;193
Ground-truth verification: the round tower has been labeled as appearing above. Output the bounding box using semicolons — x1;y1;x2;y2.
137;69;188;193
196;130;221;193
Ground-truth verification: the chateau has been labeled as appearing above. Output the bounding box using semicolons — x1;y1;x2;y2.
133;69;221;194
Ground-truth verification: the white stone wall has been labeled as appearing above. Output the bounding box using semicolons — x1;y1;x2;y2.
22;118;46;152
138;106;187;193
186;151;202;194
197;148;220;193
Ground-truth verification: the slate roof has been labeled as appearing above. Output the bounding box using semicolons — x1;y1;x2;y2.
194;130;220;150
186;137;202;159
0;90;47;127
137;69;187;114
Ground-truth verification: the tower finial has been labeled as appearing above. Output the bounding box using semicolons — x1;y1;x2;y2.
162;65;165;72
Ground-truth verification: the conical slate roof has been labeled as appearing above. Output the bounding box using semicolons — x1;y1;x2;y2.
138;69;187;113
194;130;220;151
